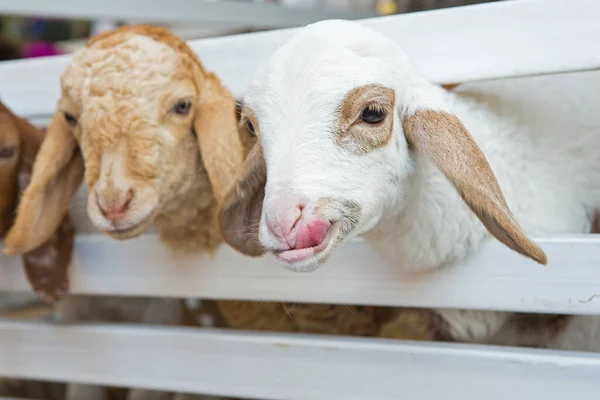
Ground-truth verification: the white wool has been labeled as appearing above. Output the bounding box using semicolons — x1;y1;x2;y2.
244;19;600;350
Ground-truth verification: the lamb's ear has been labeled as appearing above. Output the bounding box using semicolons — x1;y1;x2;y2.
217;143;266;257
3;111;84;255
19;171;75;303
403;109;547;265
194;72;244;203
7;107;75;302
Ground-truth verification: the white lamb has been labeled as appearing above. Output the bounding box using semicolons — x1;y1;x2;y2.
219;19;600;350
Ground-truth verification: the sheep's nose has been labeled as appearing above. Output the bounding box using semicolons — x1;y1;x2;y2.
265;198;331;250
266;204;302;245
97;189;133;223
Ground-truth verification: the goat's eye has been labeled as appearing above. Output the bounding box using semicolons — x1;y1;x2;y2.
246;121;256;136
0;146;16;159
64;112;77;127
360;106;386;124
172;100;192;116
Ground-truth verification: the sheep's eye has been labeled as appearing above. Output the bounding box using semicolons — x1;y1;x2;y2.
173;100;192;115
360;106;386;124
64;112;77;127
0;146;16;159
246;121;256;136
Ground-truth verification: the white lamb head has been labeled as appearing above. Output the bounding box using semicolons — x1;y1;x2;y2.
218;20;546;272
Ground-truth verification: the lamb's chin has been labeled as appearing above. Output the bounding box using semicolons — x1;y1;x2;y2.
272;235;338;273
103;218;154;240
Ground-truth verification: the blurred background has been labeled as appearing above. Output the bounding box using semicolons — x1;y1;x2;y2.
0;0;499;62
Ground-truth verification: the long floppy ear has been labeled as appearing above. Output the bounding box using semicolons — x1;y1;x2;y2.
217;143;266;257
403;109;547;265
18;168;75;303
3;111;84;255
194;72;244;203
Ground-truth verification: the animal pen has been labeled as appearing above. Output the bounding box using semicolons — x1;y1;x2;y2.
1;0;600;399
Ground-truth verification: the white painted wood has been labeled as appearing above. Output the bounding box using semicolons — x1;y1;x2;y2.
1;321;599;400
2;234;600;315
0;0;373;27
1;0;599;118
2;47;600;316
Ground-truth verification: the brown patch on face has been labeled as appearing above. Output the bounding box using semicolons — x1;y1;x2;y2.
335;84;395;154
403;110;547;265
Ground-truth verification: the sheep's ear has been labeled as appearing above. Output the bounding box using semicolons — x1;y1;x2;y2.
19;169;75;303
194;73;244;203
402;109;547;265
3;111;84;255
217;143;266;257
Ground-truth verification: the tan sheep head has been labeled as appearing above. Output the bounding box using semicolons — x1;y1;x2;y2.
4;25;243;254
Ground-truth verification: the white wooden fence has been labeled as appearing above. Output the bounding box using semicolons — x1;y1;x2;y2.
1;0;600;399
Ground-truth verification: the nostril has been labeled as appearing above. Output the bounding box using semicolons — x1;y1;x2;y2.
285;205;303;237
267;204;303;240
96;194;108;218
119;189;134;213
96;189;134;221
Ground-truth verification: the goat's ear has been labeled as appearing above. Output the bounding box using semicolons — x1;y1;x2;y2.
402;109;547;265
19;169;75;303
217;143;266;257
194;72;244;203
3;110;84;255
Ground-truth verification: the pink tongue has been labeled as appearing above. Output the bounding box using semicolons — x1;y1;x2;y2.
295;220;331;249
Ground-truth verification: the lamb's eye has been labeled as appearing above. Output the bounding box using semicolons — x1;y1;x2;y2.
0;146;16;159
64;112;78;127
246;121;256;136
360;106;386;124
172;99;192;115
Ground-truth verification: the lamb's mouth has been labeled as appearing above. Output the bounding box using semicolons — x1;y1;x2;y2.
104;215;155;240
272;223;338;272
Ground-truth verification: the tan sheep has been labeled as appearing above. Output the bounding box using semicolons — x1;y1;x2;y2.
3;25;437;399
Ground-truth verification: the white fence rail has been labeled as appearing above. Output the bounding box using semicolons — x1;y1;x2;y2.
1;0;600;399
3;322;600;400
0;0;375;28
2;235;600;315
1;0;599;121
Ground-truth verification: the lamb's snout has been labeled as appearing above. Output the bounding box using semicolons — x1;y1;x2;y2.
96;189;133;224
263;192;332;251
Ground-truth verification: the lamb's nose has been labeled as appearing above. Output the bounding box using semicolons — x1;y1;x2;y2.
266;204;302;243
97;189;133;223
